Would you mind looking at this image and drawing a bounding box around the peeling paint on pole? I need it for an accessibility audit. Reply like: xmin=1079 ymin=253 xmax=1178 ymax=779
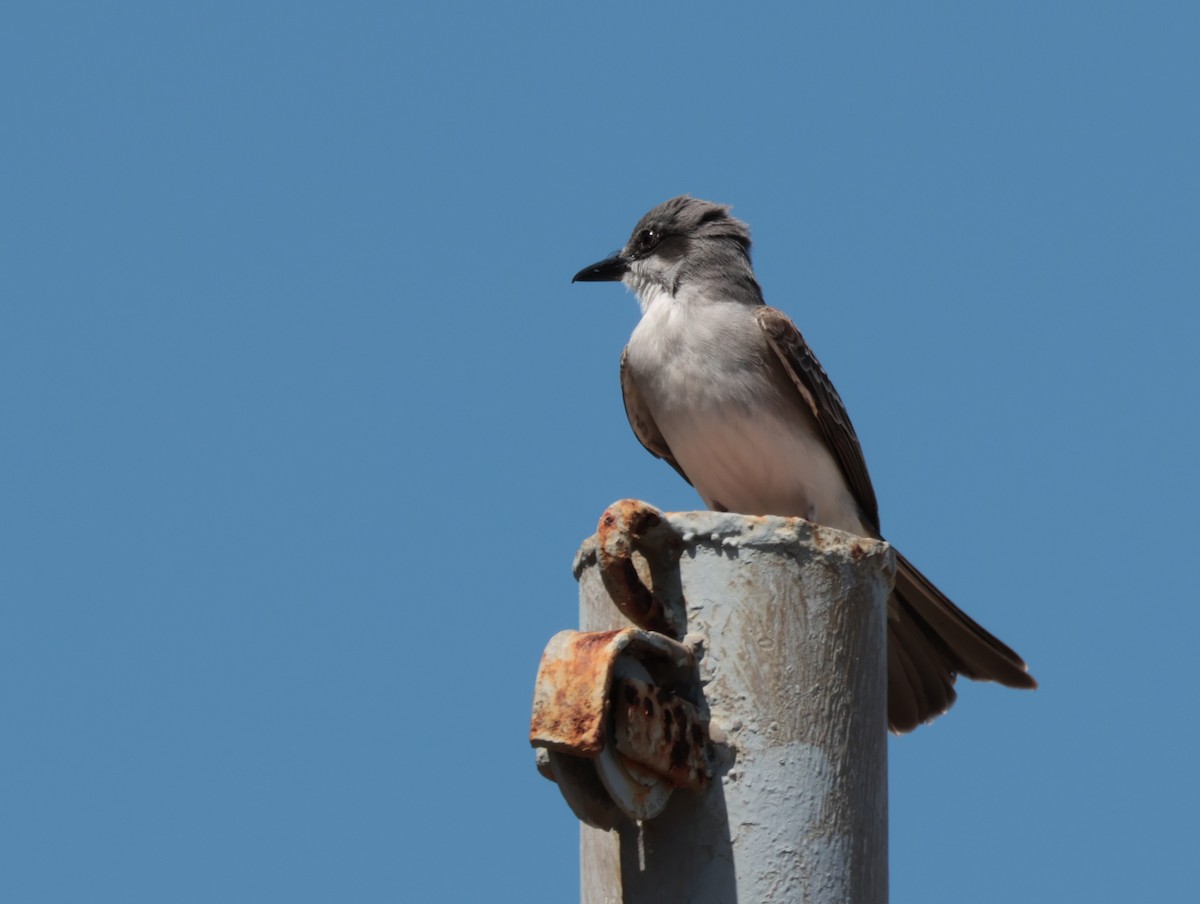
xmin=574 ymin=505 xmax=893 ymax=904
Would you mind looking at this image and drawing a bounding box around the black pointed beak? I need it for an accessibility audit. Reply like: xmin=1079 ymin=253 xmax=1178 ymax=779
xmin=572 ymin=252 xmax=629 ymax=283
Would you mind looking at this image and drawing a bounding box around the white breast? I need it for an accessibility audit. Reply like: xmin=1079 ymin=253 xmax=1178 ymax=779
xmin=626 ymin=288 xmax=869 ymax=536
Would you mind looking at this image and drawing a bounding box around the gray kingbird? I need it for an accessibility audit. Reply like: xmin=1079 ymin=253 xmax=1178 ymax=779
xmin=573 ymin=196 xmax=1034 ymax=732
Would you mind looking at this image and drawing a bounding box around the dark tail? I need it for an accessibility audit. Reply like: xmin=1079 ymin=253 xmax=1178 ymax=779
xmin=887 ymin=551 xmax=1036 ymax=733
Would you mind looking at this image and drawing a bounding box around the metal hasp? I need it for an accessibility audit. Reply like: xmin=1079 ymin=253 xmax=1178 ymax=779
xmin=593 ymin=498 xmax=686 ymax=637
xmin=530 ymin=627 xmax=713 ymax=829
xmin=566 ymin=499 xmax=895 ymax=904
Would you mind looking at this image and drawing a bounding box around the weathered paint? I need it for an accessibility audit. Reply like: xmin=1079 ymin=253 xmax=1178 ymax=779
xmin=576 ymin=503 xmax=894 ymax=904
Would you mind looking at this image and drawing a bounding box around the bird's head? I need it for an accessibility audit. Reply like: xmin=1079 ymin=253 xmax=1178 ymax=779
xmin=572 ymin=196 xmax=755 ymax=305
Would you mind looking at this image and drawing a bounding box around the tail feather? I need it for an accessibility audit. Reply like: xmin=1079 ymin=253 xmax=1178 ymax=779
xmin=886 ymin=550 xmax=1035 ymax=733
xmin=887 ymin=621 xmax=927 ymax=733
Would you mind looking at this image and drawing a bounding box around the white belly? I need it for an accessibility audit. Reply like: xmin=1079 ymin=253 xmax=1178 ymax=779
xmin=656 ymin=405 xmax=869 ymax=536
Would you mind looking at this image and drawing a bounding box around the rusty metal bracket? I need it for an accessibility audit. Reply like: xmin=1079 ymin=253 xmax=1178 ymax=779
xmin=530 ymin=628 xmax=713 ymax=826
xmin=595 ymin=499 xmax=685 ymax=637
xmin=613 ymin=674 xmax=710 ymax=792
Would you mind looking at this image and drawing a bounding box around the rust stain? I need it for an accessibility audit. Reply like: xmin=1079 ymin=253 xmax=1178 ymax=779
xmin=612 ymin=676 xmax=711 ymax=791
xmin=596 ymin=499 xmax=681 ymax=634
xmin=530 ymin=630 xmax=628 ymax=756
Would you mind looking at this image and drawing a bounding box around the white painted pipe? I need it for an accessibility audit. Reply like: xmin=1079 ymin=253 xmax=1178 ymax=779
xmin=575 ymin=508 xmax=893 ymax=904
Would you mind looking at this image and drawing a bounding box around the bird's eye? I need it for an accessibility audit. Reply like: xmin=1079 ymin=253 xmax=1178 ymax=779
xmin=637 ymin=228 xmax=659 ymax=251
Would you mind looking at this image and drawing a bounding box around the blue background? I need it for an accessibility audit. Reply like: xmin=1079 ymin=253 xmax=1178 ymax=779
xmin=4 ymin=3 xmax=1196 ymax=901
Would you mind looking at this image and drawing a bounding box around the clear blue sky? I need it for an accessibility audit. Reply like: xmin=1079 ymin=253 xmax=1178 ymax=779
xmin=3 ymin=3 xmax=1196 ymax=901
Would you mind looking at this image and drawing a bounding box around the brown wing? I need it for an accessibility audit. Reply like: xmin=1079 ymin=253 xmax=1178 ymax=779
xmin=619 ymin=346 xmax=693 ymax=487
xmin=756 ymin=307 xmax=881 ymax=532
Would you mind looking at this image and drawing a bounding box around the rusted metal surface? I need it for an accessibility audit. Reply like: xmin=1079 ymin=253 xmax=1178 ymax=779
xmin=595 ymin=499 xmax=685 ymax=637
xmin=530 ymin=624 xmax=712 ymax=823
xmin=613 ymin=676 xmax=711 ymax=792
xmin=530 ymin=629 xmax=626 ymax=756
xmin=590 ymin=654 xmax=702 ymax=821
xmin=530 ymin=627 xmax=704 ymax=758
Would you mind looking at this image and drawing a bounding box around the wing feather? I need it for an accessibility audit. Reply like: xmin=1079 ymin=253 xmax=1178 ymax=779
xmin=756 ymin=307 xmax=881 ymax=531
xmin=619 ymin=347 xmax=693 ymax=486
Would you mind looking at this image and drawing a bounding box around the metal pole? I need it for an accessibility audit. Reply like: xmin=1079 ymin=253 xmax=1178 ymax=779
xmin=575 ymin=508 xmax=893 ymax=904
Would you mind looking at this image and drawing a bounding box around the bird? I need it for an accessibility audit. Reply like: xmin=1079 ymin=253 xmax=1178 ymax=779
xmin=573 ymin=195 xmax=1035 ymax=732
